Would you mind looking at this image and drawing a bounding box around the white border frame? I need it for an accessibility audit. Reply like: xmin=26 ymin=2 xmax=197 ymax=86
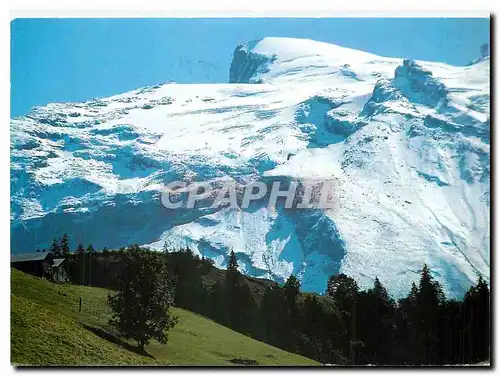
xmin=3 ymin=2 xmax=495 ymax=375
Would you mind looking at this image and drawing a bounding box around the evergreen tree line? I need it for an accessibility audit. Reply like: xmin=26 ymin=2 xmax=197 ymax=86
xmin=47 ymin=236 xmax=490 ymax=365
xmin=154 ymin=247 xmax=490 ymax=365
xmin=37 ymin=233 xmax=72 ymax=256
xmin=44 ymin=235 xmax=101 ymax=285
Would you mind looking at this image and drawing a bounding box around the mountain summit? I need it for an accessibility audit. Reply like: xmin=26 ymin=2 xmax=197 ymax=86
xmin=11 ymin=37 xmax=490 ymax=297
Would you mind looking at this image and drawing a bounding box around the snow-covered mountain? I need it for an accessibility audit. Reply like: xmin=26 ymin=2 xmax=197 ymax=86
xmin=11 ymin=37 xmax=490 ymax=298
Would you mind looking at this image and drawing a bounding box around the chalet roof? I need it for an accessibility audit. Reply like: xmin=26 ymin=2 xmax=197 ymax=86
xmin=52 ymin=258 xmax=65 ymax=268
xmin=11 ymin=252 xmax=51 ymax=263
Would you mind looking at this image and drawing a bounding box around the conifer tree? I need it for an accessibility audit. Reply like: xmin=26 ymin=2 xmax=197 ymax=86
xmin=225 ymin=250 xmax=240 ymax=328
xmin=415 ymin=264 xmax=444 ymax=364
xmin=301 ymin=294 xmax=322 ymax=341
xmin=74 ymin=244 xmax=85 ymax=285
xmin=227 ymin=250 xmax=239 ymax=278
xmin=327 ymin=273 xmax=359 ymax=364
xmin=210 ymin=280 xmax=229 ymax=325
xmin=463 ymin=276 xmax=490 ymax=363
xmin=283 ymin=274 xmax=301 ymax=310
xmin=86 ymin=244 xmax=95 ymax=285
xmin=357 ymin=277 xmax=395 ymax=364
xmin=50 ymin=238 xmax=61 ymax=257
xmin=225 ymin=250 xmax=240 ymax=299
xmin=76 ymin=244 xmax=85 ymax=254
xmin=394 ymin=281 xmax=419 ymax=364
xmin=60 ymin=233 xmax=70 ymax=255
xmin=257 ymin=284 xmax=283 ymax=343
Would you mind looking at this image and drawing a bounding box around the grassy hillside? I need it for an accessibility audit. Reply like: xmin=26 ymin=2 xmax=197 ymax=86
xmin=11 ymin=269 xmax=319 ymax=366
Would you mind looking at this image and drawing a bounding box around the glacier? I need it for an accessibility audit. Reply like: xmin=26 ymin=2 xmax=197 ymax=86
xmin=11 ymin=37 xmax=490 ymax=298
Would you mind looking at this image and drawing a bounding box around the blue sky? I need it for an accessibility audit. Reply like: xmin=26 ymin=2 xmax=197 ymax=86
xmin=11 ymin=18 xmax=490 ymax=117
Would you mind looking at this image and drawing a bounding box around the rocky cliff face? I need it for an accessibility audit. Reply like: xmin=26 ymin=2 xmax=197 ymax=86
xmin=229 ymin=41 xmax=276 ymax=83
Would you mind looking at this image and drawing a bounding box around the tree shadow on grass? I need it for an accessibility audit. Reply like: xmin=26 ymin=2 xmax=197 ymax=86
xmin=229 ymin=358 xmax=259 ymax=366
xmin=79 ymin=323 xmax=155 ymax=359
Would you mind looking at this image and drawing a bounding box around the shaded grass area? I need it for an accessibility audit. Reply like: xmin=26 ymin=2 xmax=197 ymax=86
xmin=11 ymin=269 xmax=319 ymax=366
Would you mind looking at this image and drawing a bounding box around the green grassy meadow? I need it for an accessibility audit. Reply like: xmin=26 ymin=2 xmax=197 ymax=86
xmin=11 ymin=269 xmax=319 ymax=366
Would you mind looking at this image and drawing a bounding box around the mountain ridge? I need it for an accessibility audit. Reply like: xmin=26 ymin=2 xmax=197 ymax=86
xmin=11 ymin=37 xmax=490 ymax=298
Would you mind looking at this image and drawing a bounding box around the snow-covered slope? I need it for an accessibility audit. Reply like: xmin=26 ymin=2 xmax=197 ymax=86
xmin=11 ymin=37 xmax=490 ymax=298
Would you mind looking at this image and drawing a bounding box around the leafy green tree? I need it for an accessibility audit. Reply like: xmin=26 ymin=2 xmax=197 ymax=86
xmin=108 ymin=251 xmax=178 ymax=351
